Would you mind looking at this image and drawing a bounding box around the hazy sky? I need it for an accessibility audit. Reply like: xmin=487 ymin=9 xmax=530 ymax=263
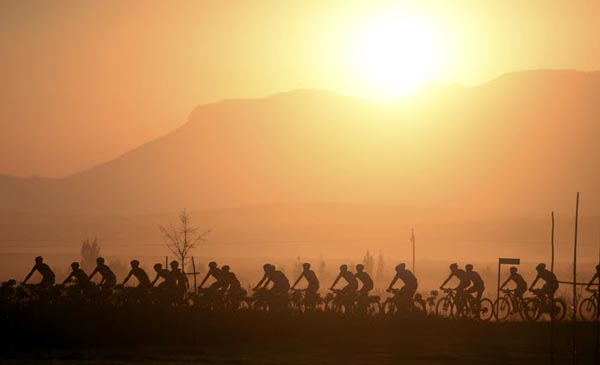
xmin=1 ymin=0 xmax=599 ymax=177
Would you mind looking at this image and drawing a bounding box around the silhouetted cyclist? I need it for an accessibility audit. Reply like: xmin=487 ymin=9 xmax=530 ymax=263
xmin=254 ymin=264 xmax=273 ymax=291
xmin=152 ymin=263 xmax=176 ymax=290
xmin=585 ymin=264 xmax=600 ymax=292
xmin=89 ymin=257 xmax=117 ymax=288
xmin=465 ymin=264 xmax=485 ymax=305
xmin=254 ymin=264 xmax=290 ymax=294
xmin=199 ymin=261 xmax=224 ymax=290
xmin=62 ymin=262 xmax=91 ymax=288
xmin=440 ymin=263 xmax=470 ymax=310
xmin=291 ymin=262 xmax=320 ymax=298
xmin=330 ymin=264 xmax=358 ymax=295
xmin=529 ymin=263 xmax=559 ymax=302
xmin=122 ymin=260 xmax=152 ymax=289
xmin=170 ymin=261 xmax=188 ymax=293
xmin=355 ymin=264 xmax=373 ymax=297
xmin=221 ymin=265 xmax=242 ymax=294
xmin=387 ymin=263 xmax=418 ymax=304
xmin=22 ymin=256 xmax=55 ymax=288
xmin=500 ymin=266 xmax=527 ymax=312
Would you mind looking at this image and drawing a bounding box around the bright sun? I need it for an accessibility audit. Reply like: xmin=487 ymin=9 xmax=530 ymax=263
xmin=351 ymin=13 xmax=444 ymax=99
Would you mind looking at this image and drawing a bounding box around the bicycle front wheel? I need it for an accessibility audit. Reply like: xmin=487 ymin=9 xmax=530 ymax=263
xmin=436 ymin=297 xmax=453 ymax=319
xmin=523 ymin=298 xmax=541 ymax=322
xmin=551 ymin=298 xmax=567 ymax=321
xmin=494 ymin=297 xmax=511 ymax=321
xmin=579 ymin=298 xmax=597 ymax=321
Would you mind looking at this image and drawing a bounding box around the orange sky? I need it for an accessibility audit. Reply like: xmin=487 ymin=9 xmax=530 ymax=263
xmin=1 ymin=0 xmax=599 ymax=177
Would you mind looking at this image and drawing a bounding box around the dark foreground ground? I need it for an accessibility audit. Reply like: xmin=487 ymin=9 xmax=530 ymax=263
xmin=1 ymin=306 xmax=598 ymax=364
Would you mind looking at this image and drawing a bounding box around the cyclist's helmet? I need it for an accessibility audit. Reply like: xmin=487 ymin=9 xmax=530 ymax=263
xmin=71 ymin=262 xmax=80 ymax=269
xmin=170 ymin=261 xmax=179 ymax=268
xmin=395 ymin=263 xmax=406 ymax=272
xmin=263 ymin=263 xmax=273 ymax=272
xmin=208 ymin=261 xmax=217 ymax=268
xmin=449 ymin=263 xmax=458 ymax=271
xmin=302 ymin=262 xmax=311 ymax=270
xmin=465 ymin=264 xmax=474 ymax=271
xmin=222 ymin=265 xmax=230 ymax=272
xmin=340 ymin=264 xmax=348 ymax=271
xmin=509 ymin=266 xmax=518 ymax=274
xmin=154 ymin=263 xmax=162 ymax=270
xmin=131 ymin=259 xmax=140 ymax=267
xmin=356 ymin=264 xmax=365 ymax=271
xmin=96 ymin=257 xmax=105 ymax=265
xmin=35 ymin=256 xmax=43 ymax=264
xmin=536 ymin=263 xmax=546 ymax=271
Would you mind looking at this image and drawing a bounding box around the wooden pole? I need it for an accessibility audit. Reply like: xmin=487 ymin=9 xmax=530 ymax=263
xmin=572 ymin=192 xmax=579 ymax=364
xmin=550 ymin=211 xmax=555 ymax=365
xmin=191 ymin=256 xmax=197 ymax=294
xmin=165 ymin=256 xmax=168 ymax=268
xmin=411 ymin=229 xmax=416 ymax=274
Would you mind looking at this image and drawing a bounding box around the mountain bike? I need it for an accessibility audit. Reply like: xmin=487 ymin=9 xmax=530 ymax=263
xmin=381 ymin=288 xmax=426 ymax=317
xmin=494 ymin=289 xmax=526 ymax=321
xmin=578 ymin=289 xmax=599 ymax=321
xmin=523 ymin=289 xmax=566 ymax=322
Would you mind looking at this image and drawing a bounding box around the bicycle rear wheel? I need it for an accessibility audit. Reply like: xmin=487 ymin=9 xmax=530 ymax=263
xmin=494 ymin=297 xmax=511 ymax=321
xmin=478 ymin=298 xmax=494 ymax=321
xmin=436 ymin=297 xmax=453 ymax=319
xmin=579 ymin=298 xmax=597 ymax=321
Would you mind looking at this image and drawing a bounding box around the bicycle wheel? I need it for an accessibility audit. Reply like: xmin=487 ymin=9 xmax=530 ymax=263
xmin=366 ymin=301 xmax=381 ymax=316
xmin=494 ymin=297 xmax=511 ymax=321
xmin=382 ymin=299 xmax=397 ymax=316
xmin=436 ymin=297 xmax=453 ymax=318
xmin=412 ymin=298 xmax=426 ymax=315
xmin=523 ymin=298 xmax=541 ymax=322
xmin=478 ymin=298 xmax=494 ymax=321
xmin=579 ymin=298 xmax=597 ymax=321
xmin=551 ymin=298 xmax=567 ymax=321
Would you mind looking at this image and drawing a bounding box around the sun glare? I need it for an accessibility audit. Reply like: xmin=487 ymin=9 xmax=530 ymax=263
xmin=350 ymin=13 xmax=445 ymax=99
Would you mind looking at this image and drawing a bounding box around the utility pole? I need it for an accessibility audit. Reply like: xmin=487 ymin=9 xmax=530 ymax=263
xmin=411 ymin=229 xmax=416 ymax=274
xmin=572 ymin=192 xmax=579 ymax=365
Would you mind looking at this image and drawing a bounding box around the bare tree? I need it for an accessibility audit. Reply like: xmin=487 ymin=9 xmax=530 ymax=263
xmin=81 ymin=237 xmax=101 ymax=272
xmin=362 ymin=250 xmax=374 ymax=273
xmin=159 ymin=209 xmax=209 ymax=271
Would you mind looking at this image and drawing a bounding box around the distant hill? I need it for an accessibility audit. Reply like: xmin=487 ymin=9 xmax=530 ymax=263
xmin=2 ymin=70 xmax=600 ymax=217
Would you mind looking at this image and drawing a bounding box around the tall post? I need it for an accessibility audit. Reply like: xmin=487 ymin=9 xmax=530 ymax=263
xmin=572 ymin=192 xmax=580 ymax=365
xmin=191 ymin=256 xmax=197 ymax=294
xmin=411 ymin=229 xmax=416 ymax=274
xmin=550 ymin=212 xmax=555 ymax=365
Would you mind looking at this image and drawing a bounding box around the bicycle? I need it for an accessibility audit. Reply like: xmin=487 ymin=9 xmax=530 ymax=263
xmin=381 ymin=288 xmax=426 ymax=317
xmin=578 ymin=289 xmax=599 ymax=321
xmin=494 ymin=289 xmax=526 ymax=321
xmin=523 ymin=289 xmax=567 ymax=322
xmin=324 ymin=289 xmax=380 ymax=316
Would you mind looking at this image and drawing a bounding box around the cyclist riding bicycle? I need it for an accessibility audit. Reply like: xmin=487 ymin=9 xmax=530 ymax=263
xmin=355 ymin=264 xmax=374 ymax=297
xmin=151 ymin=263 xmax=177 ymax=290
xmin=500 ymin=266 xmax=527 ymax=312
xmin=89 ymin=257 xmax=117 ymax=288
xmin=122 ymin=260 xmax=152 ymax=289
xmin=330 ymin=264 xmax=358 ymax=295
xmin=291 ymin=262 xmax=320 ymax=299
xmin=62 ymin=262 xmax=91 ymax=288
xmin=440 ymin=263 xmax=470 ymax=310
xmin=529 ymin=263 xmax=559 ymax=302
xmin=387 ymin=263 xmax=418 ymax=305
xmin=199 ymin=261 xmax=224 ymax=291
xmin=465 ymin=264 xmax=485 ymax=305
xmin=585 ymin=264 xmax=600 ymax=292
xmin=22 ymin=256 xmax=55 ymax=288
xmin=169 ymin=261 xmax=188 ymax=294
xmin=254 ymin=264 xmax=290 ymax=295
xmin=221 ymin=265 xmax=243 ymax=295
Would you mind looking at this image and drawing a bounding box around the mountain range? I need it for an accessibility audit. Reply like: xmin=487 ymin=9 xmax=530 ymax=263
xmin=2 ymin=69 xmax=600 ymax=218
